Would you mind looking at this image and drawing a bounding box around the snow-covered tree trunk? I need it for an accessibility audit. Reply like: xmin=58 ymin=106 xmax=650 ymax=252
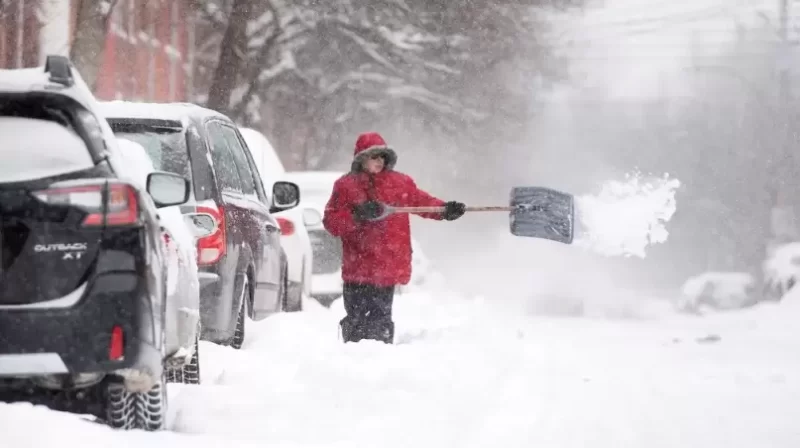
xmin=69 ymin=0 xmax=116 ymax=89
xmin=205 ymin=0 xmax=251 ymax=115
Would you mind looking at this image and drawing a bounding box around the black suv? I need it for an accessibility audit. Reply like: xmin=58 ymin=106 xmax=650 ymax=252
xmin=0 ymin=56 xmax=190 ymax=430
xmin=99 ymin=101 xmax=300 ymax=349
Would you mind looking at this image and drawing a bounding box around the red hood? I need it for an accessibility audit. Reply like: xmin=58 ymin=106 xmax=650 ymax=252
xmin=351 ymin=132 xmax=397 ymax=172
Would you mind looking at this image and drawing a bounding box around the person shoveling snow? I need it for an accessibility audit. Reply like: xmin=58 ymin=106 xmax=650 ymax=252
xmin=323 ymin=134 xmax=679 ymax=345
xmin=323 ymin=132 xmax=466 ymax=344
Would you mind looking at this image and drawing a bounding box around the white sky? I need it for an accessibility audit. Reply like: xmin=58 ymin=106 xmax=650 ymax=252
xmin=554 ymin=0 xmax=783 ymax=99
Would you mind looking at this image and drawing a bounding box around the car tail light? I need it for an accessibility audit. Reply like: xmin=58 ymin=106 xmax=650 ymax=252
xmin=277 ymin=217 xmax=294 ymax=236
xmin=196 ymin=203 xmax=226 ymax=266
xmin=109 ymin=325 xmax=124 ymax=360
xmin=33 ymin=181 xmax=139 ymax=227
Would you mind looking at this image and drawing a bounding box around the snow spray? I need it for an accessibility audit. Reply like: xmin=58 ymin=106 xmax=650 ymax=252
xmin=572 ymin=171 xmax=680 ymax=258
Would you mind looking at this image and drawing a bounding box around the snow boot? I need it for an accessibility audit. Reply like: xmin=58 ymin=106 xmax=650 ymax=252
xmin=340 ymin=317 xmax=394 ymax=344
xmin=362 ymin=319 xmax=394 ymax=344
xmin=372 ymin=320 xmax=394 ymax=344
xmin=340 ymin=317 xmax=366 ymax=343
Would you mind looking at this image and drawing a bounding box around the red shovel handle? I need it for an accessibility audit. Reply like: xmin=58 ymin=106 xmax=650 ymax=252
xmin=362 ymin=204 xmax=516 ymax=221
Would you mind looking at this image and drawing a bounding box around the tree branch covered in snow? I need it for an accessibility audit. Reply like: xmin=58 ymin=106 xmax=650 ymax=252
xmin=193 ymin=0 xmax=587 ymax=169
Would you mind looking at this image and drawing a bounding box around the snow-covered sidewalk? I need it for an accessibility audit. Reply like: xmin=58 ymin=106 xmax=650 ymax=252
xmin=3 ymin=289 xmax=800 ymax=448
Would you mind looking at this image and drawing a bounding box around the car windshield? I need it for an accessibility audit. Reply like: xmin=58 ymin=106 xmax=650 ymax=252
xmin=112 ymin=126 xmax=190 ymax=179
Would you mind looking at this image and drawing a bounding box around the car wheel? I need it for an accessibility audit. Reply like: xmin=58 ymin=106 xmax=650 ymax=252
xmin=182 ymin=334 xmax=201 ymax=385
xmin=297 ymin=262 xmax=306 ymax=311
xmin=133 ymin=369 xmax=168 ymax=431
xmin=280 ymin=261 xmax=290 ymax=312
xmin=231 ymin=275 xmax=249 ymax=350
xmin=285 ymin=259 xmax=304 ymax=312
xmin=167 ymin=333 xmax=201 ymax=385
xmin=104 ymin=380 xmax=136 ymax=430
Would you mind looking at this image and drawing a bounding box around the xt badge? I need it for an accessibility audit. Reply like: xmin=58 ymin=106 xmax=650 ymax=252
xmin=62 ymin=252 xmax=83 ymax=260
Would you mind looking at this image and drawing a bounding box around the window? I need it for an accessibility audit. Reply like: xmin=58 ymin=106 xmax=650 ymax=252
xmin=206 ymin=122 xmax=242 ymax=193
xmin=239 ymin=134 xmax=270 ymax=204
xmin=111 ymin=127 xmax=190 ymax=178
xmin=219 ymin=124 xmax=257 ymax=196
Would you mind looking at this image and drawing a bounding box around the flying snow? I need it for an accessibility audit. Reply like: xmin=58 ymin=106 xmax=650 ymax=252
xmin=573 ymin=172 xmax=681 ymax=258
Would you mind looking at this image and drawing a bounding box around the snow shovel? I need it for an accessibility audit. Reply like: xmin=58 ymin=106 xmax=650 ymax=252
xmin=365 ymin=186 xmax=575 ymax=244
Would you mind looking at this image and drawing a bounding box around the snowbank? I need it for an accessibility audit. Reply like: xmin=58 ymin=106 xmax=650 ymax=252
xmin=677 ymin=271 xmax=756 ymax=313
xmin=763 ymin=242 xmax=800 ymax=301
xmin=3 ymin=285 xmax=800 ymax=447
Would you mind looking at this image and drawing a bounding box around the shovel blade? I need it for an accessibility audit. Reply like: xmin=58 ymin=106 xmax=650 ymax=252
xmin=509 ymin=186 xmax=574 ymax=244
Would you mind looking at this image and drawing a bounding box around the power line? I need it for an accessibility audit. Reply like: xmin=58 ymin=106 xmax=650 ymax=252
xmin=573 ymin=3 xmax=750 ymax=32
xmin=554 ymin=0 xmax=767 ymax=43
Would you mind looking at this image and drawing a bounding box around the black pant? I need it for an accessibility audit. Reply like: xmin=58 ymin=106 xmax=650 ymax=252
xmin=340 ymin=282 xmax=395 ymax=344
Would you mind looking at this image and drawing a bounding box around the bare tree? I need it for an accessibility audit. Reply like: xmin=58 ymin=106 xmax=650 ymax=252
xmin=192 ymin=0 xmax=587 ymax=171
xmin=204 ymin=0 xmax=253 ymax=115
xmin=69 ymin=0 xmax=119 ymax=89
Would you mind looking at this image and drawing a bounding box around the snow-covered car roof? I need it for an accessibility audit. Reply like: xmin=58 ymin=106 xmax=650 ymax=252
xmin=0 ymin=66 xmax=96 ymax=112
xmin=282 ymin=171 xmax=343 ymax=192
xmin=240 ymin=127 xmax=286 ymax=181
xmin=282 ymin=171 xmax=344 ymax=207
xmin=282 ymin=171 xmax=344 ymax=185
xmin=0 ymin=68 xmax=51 ymax=92
xmin=0 ymin=63 xmax=126 ymax=171
xmin=97 ymin=100 xmax=227 ymax=125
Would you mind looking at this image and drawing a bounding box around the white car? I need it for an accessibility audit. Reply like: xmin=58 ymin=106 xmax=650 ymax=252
xmin=280 ymin=172 xmax=341 ymax=305
xmin=282 ymin=171 xmax=342 ymax=205
xmin=115 ymin=138 xmax=201 ymax=383
xmin=282 ymin=171 xmax=432 ymax=304
xmin=239 ymin=128 xmax=312 ymax=311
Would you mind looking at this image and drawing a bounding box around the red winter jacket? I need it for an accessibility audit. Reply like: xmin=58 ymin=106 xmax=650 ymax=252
xmin=323 ymin=134 xmax=446 ymax=286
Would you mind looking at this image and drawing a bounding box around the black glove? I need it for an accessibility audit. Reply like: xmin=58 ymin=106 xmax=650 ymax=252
xmin=352 ymin=200 xmax=383 ymax=221
xmin=442 ymin=201 xmax=466 ymax=221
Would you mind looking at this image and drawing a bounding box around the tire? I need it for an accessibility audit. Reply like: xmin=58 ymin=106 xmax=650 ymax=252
xmin=285 ymin=260 xmax=304 ymax=312
xmin=166 ymin=334 xmax=201 ymax=385
xmin=280 ymin=261 xmax=290 ymax=312
xmin=105 ymin=381 xmax=136 ymax=430
xmin=230 ymin=275 xmax=249 ymax=350
xmin=133 ymin=370 xmax=168 ymax=431
xmin=103 ymin=372 xmax=166 ymax=431
xmin=182 ymin=335 xmax=201 ymax=385
xmin=105 ymin=327 xmax=168 ymax=431
xmin=129 ymin=330 xmax=169 ymax=431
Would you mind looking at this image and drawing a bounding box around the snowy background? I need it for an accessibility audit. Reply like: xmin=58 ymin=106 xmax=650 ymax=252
xmin=3 ymin=284 xmax=800 ymax=447
xmin=4 ymin=0 xmax=800 ymax=445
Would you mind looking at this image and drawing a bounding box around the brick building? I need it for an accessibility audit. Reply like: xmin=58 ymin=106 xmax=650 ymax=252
xmin=0 ymin=0 xmax=194 ymax=102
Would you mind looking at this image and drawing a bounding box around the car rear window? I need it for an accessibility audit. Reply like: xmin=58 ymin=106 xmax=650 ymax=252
xmin=0 ymin=116 xmax=93 ymax=183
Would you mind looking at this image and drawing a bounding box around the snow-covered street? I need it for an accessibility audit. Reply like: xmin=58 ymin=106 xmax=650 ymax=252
xmin=3 ymin=287 xmax=800 ymax=448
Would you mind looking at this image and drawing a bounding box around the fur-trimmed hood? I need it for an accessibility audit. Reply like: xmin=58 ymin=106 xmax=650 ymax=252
xmin=350 ymin=132 xmax=397 ymax=172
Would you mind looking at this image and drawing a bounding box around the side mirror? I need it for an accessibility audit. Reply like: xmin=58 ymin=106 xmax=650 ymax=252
xmin=147 ymin=171 xmax=190 ymax=208
xmin=183 ymin=212 xmax=216 ymax=239
xmin=270 ymin=181 xmax=300 ymax=213
xmin=302 ymin=208 xmax=322 ymax=227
